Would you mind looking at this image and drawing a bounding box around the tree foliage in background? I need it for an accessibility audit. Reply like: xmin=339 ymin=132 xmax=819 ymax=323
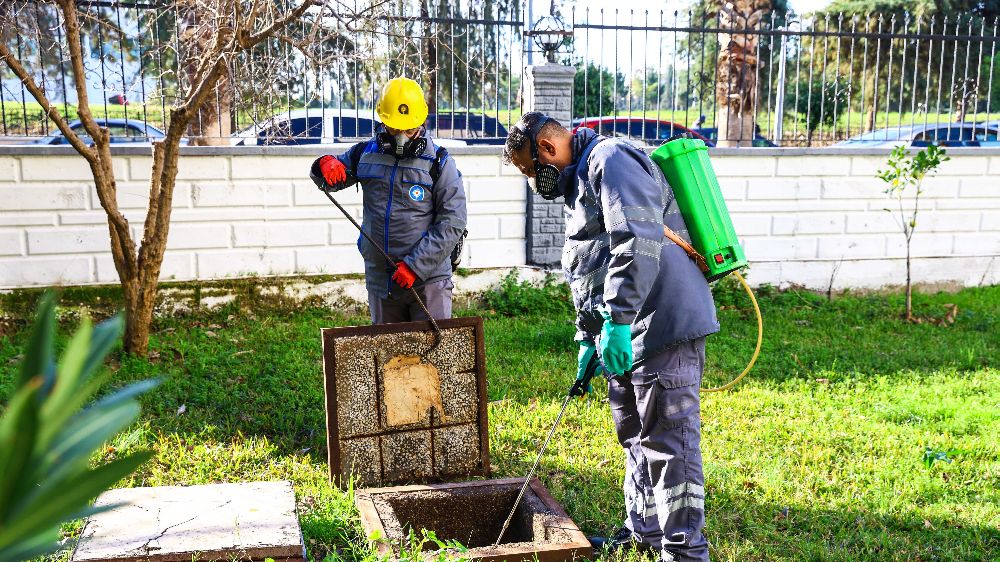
xmin=813 ymin=3 xmax=999 ymax=134
xmin=824 ymin=0 xmax=1000 ymax=19
xmin=793 ymin=76 xmax=852 ymax=141
xmin=573 ymin=62 xmax=626 ymax=117
xmin=0 ymin=294 xmax=156 ymax=561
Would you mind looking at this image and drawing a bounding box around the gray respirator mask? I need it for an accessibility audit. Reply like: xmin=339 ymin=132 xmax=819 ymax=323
xmin=515 ymin=118 xmax=563 ymax=200
xmin=377 ymin=126 xmax=427 ymax=159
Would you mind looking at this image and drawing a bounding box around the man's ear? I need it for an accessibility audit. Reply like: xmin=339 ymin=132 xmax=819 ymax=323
xmin=537 ymin=137 xmax=557 ymax=156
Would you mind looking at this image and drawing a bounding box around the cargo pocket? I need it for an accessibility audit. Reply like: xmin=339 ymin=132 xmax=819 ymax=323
xmin=654 ymin=365 xmax=701 ymax=430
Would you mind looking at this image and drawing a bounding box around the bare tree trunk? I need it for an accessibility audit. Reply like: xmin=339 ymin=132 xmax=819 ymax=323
xmin=715 ymin=1 xmax=768 ymax=147
xmin=183 ymin=0 xmax=233 ymax=146
xmin=188 ymin=73 xmax=233 ymax=146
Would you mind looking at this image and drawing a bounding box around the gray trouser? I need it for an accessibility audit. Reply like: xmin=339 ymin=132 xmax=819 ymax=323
xmin=607 ymin=337 xmax=709 ymax=562
xmin=368 ymin=278 xmax=454 ymax=324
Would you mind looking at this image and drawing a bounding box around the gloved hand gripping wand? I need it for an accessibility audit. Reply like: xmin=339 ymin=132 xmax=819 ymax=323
xmin=319 ymin=187 xmax=442 ymax=356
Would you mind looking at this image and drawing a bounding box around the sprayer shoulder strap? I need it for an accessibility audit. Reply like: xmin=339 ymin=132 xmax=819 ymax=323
xmin=663 ymin=225 xmax=709 ymax=273
xmin=429 ymin=146 xmax=448 ymax=186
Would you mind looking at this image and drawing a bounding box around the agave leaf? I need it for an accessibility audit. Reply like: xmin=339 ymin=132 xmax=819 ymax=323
xmin=0 ymin=380 xmax=42 ymax=521
xmin=0 ymin=451 xmax=153 ymax=549
xmin=17 ymin=293 xmax=55 ymax=390
xmin=36 ymin=369 xmax=111 ymax=450
xmin=41 ymin=315 xmax=92 ymax=421
xmin=0 ymin=525 xmax=61 ymax=562
xmin=80 ymin=314 xmax=123 ymax=381
xmin=34 ymin=401 xmax=141 ymax=489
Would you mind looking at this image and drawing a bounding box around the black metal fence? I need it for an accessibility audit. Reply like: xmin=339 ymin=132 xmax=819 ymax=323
xmin=0 ymin=0 xmax=525 ymax=145
xmin=569 ymin=9 xmax=1000 ymax=147
xmin=2 ymin=2 xmax=999 ymax=148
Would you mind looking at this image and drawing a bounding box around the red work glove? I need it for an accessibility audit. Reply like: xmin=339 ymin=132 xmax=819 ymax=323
xmin=392 ymin=262 xmax=418 ymax=289
xmin=319 ymin=155 xmax=347 ymax=188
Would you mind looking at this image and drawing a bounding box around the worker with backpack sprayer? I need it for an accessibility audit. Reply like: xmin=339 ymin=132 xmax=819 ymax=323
xmin=310 ymin=77 xmax=468 ymax=324
xmin=503 ymin=112 xmax=762 ymax=562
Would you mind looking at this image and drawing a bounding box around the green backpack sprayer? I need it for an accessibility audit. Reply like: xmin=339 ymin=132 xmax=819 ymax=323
xmin=650 ymin=135 xmax=763 ymax=393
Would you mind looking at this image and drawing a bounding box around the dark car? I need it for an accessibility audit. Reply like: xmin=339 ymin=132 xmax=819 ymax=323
xmin=833 ymin=122 xmax=1000 ymax=148
xmin=232 ymin=109 xmax=489 ymax=146
xmin=426 ymin=112 xmax=509 ymax=145
xmin=692 ymin=127 xmax=777 ymax=147
xmin=34 ymin=118 xmax=168 ymax=145
xmin=571 ymin=116 xmax=712 ymax=147
xmin=233 ymin=109 xmax=378 ymax=146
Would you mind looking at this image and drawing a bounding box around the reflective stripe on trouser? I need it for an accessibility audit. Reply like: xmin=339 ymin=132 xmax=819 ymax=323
xmin=368 ymin=277 xmax=454 ymax=324
xmin=607 ymin=337 xmax=709 ymax=562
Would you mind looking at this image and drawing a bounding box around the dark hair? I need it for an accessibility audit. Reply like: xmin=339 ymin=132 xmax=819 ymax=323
xmin=502 ymin=112 xmax=566 ymax=165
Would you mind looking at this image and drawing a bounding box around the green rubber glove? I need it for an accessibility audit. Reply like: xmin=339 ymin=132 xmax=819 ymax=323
xmin=599 ymin=309 xmax=633 ymax=375
xmin=576 ymin=341 xmax=604 ymax=394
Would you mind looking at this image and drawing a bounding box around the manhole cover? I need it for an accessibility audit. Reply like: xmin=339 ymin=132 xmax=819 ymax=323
xmin=322 ymin=317 xmax=490 ymax=486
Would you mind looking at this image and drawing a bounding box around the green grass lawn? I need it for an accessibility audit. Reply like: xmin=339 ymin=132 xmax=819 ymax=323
xmin=0 ymin=276 xmax=998 ymax=561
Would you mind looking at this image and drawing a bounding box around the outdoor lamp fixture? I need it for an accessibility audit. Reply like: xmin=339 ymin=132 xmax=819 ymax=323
xmin=526 ymin=14 xmax=572 ymax=63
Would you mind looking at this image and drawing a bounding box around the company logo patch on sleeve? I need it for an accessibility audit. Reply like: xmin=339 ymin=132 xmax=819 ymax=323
xmin=408 ymin=185 xmax=426 ymax=202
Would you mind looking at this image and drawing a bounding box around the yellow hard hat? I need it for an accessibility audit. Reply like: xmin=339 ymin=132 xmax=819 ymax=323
xmin=376 ymin=77 xmax=429 ymax=131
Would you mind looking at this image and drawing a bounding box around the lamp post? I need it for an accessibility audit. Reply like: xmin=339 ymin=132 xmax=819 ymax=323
xmin=525 ymin=13 xmax=572 ymax=63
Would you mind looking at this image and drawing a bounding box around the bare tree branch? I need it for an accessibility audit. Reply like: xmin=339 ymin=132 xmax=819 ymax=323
xmin=242 ymin=0 xmax=318 ymax=48
xmin=0 ymin=41 xmax=93 ymax=158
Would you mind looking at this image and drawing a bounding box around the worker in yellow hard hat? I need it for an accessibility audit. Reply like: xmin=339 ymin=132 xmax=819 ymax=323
xmin=309 ymin=77 xmax=468 ymax=324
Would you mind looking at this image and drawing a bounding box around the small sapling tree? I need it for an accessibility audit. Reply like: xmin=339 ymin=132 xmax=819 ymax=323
xmin=876 ymin=144 xmax=949 ymax=321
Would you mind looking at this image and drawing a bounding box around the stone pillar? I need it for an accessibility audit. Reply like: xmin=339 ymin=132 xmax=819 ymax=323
xmin=522 ymin=63 xmax=575 ymax=267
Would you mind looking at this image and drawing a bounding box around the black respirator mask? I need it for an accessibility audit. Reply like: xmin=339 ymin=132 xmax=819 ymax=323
xmin=514 ymin=118 xmax=563 ymax=200
xmin=377 ymin=126 xmax=427 ymax=159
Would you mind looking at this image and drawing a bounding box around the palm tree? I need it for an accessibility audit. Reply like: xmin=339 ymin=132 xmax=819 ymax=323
xmin=715 ymin=1 xmax=771 ymax=147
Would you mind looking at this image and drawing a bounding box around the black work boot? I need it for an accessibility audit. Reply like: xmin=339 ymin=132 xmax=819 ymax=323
xmin=588 ymin=526 xmax=654 ymax=555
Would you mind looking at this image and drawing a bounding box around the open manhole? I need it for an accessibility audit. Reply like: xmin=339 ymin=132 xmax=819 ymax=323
xmin=356 ymin=478 xmax=591 ymax=562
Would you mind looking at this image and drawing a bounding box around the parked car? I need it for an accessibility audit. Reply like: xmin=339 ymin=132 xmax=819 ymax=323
xmin=571 ymin=116 xmax=712 ymax=147
xmin=691 ymin=127 xmax=777 ymax=147
xmin=426 ymin=112 xmax=508 ymax=145
xmin=33 ymin=118 xmax=168 ymax=145
xmin=232 ymin=109 xmax=377 ymax=146
xmin=833 ymin=122 xmax=1000 ymax=148
xmin=233 ymin=109 xmax=488 ymax=147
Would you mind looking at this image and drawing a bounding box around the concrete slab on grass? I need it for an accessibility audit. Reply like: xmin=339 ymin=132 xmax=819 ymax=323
xmin=72 ymin=481 xmax=306 ymax=562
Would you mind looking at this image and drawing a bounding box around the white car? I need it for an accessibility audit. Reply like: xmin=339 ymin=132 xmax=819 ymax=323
xmin=232 ymin=109 xmax=466 ymax=147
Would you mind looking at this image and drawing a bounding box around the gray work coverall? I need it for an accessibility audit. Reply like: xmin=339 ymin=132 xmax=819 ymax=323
xmin=331 ymin=134 xmax=467 ymax=323
xmin=560 ymin=128 xmax=720 ymax=562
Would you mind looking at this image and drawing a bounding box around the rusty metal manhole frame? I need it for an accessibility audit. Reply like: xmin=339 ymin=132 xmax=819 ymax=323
xmin=321 ymin=317 xmax=490 ymax=485
xmin=355 ymin=478 xmax=592 ymax=562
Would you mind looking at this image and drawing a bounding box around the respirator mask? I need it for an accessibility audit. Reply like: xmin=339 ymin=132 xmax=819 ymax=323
xmin=514 ymin=118 xmax=563 ymax=200
xmin=378 ymin=126 xmax=428 ymax=159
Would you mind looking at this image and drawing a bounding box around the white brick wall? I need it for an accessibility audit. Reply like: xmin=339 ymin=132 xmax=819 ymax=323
xmin=721 ymin=151 xmax=1000 ymax=289
xmin=0 ymin=149 xmax=526 ymax=288
xmin=0 ymin=147 xmax=997 ymax=290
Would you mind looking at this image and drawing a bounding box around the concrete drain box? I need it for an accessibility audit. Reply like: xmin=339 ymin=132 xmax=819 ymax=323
xmin=355 ymin=478 xmax=592 ymax=562
xmin=322 ymin=317 xmax=489 ymax=486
